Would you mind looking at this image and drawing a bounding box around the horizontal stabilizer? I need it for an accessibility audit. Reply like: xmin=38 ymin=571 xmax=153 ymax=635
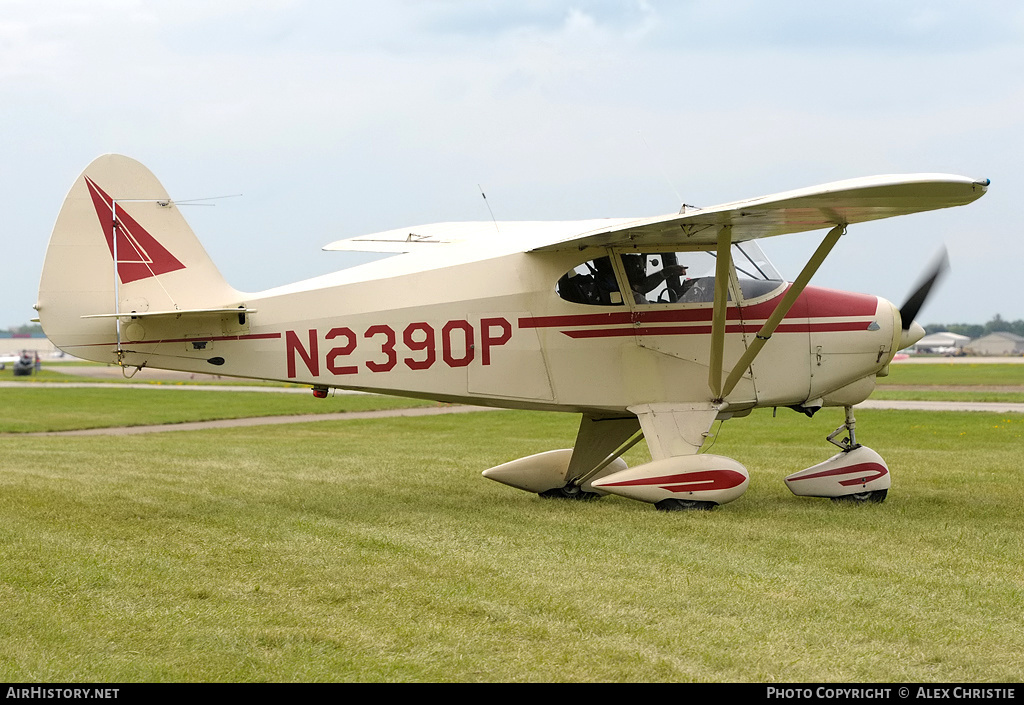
xmin=81 ymin=306 xmax=256 ymax=320
xmin=323 ymin=222 xmax=469 ymax=253
xmin=323 ymin=219 xmax=633 ymax=254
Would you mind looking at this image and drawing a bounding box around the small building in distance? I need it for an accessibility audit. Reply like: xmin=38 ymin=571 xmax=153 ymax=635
xmin=0 ymin=334 xmax=58 ymax=358
xmin=965 ymin=332 xmax=1024 ymax=356
xmin=913 ymin=331 xmax=971 ymax=355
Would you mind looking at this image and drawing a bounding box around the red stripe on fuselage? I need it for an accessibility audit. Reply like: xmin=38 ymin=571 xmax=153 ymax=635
xmin=562 ymin=321 xmax=871 ymax=339
xmin=521 ymin=286 xmax=879 ymax=338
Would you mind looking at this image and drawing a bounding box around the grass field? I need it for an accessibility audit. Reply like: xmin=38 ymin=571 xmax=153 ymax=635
xmin=881 ymin=362 xmax=1024 ymax=387
xmin=872 ymin=360 xmax=1024 ymax=405
xmin=0 ymin=378 xmax=1022 ymax=681
xmin=0 ymin=387 xmax=436 ymax=433
xmin=871 ymin=362 xmax=1024 ymax=403
xmin=2 ymin=363 xmax=296 ymax=386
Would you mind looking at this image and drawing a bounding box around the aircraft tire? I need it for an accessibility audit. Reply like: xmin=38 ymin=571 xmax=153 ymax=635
xmin=655 ymin=498 xmax=716 ymax=512
xmin=538 ymin=485 xmax=601 ymax=501
xmin=831 ymin=489 xmax=887 ymax=504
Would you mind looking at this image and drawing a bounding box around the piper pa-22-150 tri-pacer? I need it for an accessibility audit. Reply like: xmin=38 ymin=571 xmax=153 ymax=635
xmin=36 ymin=155 xmax=989 ymax=510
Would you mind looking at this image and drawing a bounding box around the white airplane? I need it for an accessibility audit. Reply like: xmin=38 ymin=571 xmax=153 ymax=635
xmin=36 ymin=155 xmax=988 ymax=510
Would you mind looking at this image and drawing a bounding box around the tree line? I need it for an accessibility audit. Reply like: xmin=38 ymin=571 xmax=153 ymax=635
xmin=924 ymin=314 xmax=1024 ymax=339
xmin=4 ymin=323 xmax=44 ymax=336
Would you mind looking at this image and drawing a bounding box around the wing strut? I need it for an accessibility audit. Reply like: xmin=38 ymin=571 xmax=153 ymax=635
xmin=717 ymin=224 xmax=846 ymax=401
xmin=708 ymin=226 xmax=733 ymax=398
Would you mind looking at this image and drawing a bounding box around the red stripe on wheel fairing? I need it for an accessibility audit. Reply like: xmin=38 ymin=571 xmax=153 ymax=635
xmin=786 ymin=462 xmax=888 ymax=487
xmin=600 ymin=469 xmax=748 ymax=493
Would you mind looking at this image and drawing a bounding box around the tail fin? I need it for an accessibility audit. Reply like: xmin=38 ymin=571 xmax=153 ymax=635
xmin=37 ymin=154 xmax=242 ymax=362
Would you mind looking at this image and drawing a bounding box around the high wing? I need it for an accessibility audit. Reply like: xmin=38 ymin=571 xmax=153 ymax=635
xmin=530 ymin=173 xmax=989 ymax=252
xmin=323 ymin=174 xmax=988 ymax=257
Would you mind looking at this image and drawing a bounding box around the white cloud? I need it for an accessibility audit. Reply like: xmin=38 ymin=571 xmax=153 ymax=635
xmin=2 ymin=0 xmax=1023 ymax=327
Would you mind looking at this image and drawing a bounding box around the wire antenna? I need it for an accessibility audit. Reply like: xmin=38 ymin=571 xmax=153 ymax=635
xmin=478 ymin=184 xmax=499 ymax=233
xmin=156 ymin=193 xmax=243 ymax=208
xmin=638 ymin=130 xmax=684 ymax=209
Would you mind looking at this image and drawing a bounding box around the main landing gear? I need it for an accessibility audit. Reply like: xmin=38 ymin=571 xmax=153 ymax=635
xmin=483 ymin=406 xmax=891 ymax=510
xmin=538 ymin=484 xmax=602 ymax=501
xmin=784 ymin=405 xmax=891 ymax=503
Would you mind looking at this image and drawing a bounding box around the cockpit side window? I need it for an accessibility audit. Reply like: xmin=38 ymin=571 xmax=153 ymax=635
xmin=555 ymin=256 xmax=624 ymax=306
xmin=555 ymin=243 xmax=784 ymax=307
xmin=622 ymin=244 xmax=784 ymax=305
xmin=622 ymin=251 xmax=717 ymax=304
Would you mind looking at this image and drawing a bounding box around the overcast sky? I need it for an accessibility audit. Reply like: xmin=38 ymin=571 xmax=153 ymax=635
xmin=3 ymin=1 xmax=1022 ymax=330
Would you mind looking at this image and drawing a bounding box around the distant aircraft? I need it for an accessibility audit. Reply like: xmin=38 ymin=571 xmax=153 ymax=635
xmin=36 ymin=155 xmax=988 ymax=509
xmin=0 ymin=351 xmax=37 ymax=374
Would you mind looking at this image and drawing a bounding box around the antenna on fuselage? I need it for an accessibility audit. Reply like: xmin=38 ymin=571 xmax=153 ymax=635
xmin=478 ymin=184 xmax=500 ymax=233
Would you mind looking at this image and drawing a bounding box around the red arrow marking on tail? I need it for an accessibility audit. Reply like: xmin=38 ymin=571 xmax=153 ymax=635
xmin=85 ymin=176 xmax=186 ymax=284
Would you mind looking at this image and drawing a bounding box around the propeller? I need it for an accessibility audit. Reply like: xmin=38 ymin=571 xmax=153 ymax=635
xmin=897 ymin=247 xmax=949 ymax=349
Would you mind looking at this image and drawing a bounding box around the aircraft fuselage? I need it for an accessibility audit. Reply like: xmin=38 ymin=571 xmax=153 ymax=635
xmin=92 ymin=247 xmax=897 ymax=416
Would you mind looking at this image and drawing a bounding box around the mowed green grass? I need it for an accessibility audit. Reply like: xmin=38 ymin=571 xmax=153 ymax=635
xmin=0 ymin=388 xmax=436 ymax=433
xmin=880 ymin=362 xmax=1024 ymax=386
xmin=3 ymin=364 xmax=294 ymax=387
xmin=872 ymin=362 xmax=1024 ymax=403
xmin=0 ymin=401 xmax=1021 ymax=682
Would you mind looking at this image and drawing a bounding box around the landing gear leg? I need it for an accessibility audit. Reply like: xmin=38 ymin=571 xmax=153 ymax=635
xmin=827 ymin=405 xmax=860 ymax=451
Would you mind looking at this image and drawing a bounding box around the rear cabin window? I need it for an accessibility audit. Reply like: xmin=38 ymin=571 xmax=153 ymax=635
xmin=556 ymin=256 xmax=624 ymax=306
